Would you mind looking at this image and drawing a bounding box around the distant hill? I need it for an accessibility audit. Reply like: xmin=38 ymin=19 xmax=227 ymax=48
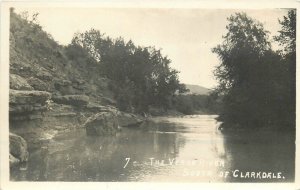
xmin=184 ymin=84 xmax=211 ymax=95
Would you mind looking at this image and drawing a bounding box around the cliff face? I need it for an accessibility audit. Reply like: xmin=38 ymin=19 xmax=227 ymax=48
xmin=8 ymin=11 xmax=118 ymax=160
xmin=9 ymin=11 xmax=145 ymax=166
xmin=9 ymin=11 xmax=115 ymax=105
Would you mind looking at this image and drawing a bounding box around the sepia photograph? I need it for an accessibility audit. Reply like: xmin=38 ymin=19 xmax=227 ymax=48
xmin=0 ymin=1 xmax=299 ymax=189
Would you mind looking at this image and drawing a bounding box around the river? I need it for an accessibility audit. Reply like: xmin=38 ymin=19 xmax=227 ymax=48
xmin=10 ymin=115 xmax=295 ymax=182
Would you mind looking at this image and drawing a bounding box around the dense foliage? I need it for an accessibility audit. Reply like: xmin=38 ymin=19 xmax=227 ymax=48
xmin=213 ymin=10 xmax=296 ymax=131
xmin=67 ymin=29 xmax=188 ymax=113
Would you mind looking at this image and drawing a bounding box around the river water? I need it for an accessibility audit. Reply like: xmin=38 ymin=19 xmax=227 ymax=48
xmin=10 ymin=115 xmax=295 ymax=182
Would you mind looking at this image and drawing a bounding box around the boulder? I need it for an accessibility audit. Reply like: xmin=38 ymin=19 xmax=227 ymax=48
xmin=9 ymin=133 xmax=29 ymax=162
xmin=9 ymin=90 xmax=51 ymax=105
xmin=10 ymin=74 xmax=33 ymax=90
xmin=52 ymin=95 xmax=89 ymax=107
xmin=27 ymin=77 xmax=49 ymax=91
xmin=85 ymin=112 xmax=119 ymax=136
xmin=116 ymin=112 xmax=144 ymax=128
xmin=9 ymin=153 xmax=20 ymax=166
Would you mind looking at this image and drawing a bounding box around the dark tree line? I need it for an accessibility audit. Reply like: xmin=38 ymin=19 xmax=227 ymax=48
xmin=174 ymin=94 xmax=221 ymax=115
xmin=213 ymin=10 xmax=296 ymax=131
xmin=66 ymin=29 xmax=188 ymax=113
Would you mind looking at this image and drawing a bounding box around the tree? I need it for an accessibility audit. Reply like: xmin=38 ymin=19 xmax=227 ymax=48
xmin=274 ymin=10 xmax=296 ymax=56
xmin=212 ymin=13 xmax=272 ymax=128
xmin=70 ymin=29 xmax=186 ymax=113
xmin=212 ymin=13 xmax=271 ymax=93
xmin=213 ymin=11 xmax=296 ymax=131
xmin=274 ymin=9 xmax=296 ymax=130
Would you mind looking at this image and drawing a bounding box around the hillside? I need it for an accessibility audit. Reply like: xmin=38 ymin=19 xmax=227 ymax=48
xmin=184 ymin=84 xmax=211 ymax=95
xmin=9 ymin=11 xmax=115 ymax=106
xmin=9 ymin=10 xmax=142 ymax=160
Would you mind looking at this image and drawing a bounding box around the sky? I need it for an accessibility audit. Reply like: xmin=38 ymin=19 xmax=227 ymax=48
xmin=15 ymin=7 xmax=289 ymax=89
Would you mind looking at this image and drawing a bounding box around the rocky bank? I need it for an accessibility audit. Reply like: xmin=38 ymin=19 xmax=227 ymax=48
xmin=9 ymin=73 xmax=144 ymax=165
xmin=9 ymin=11 xmax=144 ymax=166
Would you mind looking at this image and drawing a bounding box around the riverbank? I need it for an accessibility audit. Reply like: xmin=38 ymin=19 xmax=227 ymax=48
xmin=9 ymin=101 xmax=216 ymax=166
xmin=9 ymin=95 xmax=145 ymax=165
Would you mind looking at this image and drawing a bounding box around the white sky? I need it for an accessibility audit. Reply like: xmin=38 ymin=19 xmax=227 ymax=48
xmin=15 ymin=7 xmax=289 ymax=89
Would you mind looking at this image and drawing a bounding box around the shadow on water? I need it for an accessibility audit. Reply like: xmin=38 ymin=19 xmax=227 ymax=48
xmin=221 ymin=129 xmax=295 ymax=182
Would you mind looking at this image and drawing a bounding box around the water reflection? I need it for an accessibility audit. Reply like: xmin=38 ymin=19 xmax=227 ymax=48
xmin=222 ymin=130 xmax=295 ymax=182
xmin=10 ymin=115 xmax=294 ymax=182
